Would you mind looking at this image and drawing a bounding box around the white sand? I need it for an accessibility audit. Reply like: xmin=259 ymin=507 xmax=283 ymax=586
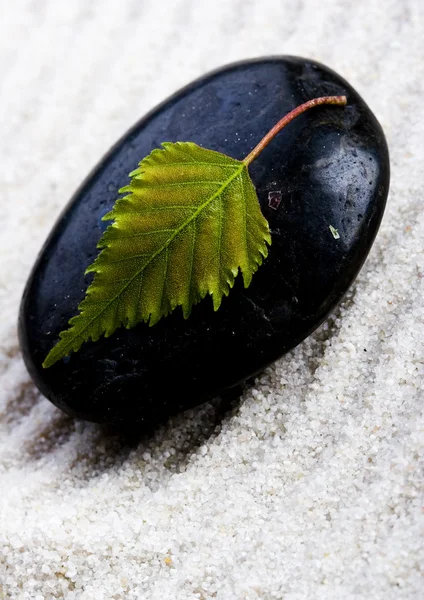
xmin=0 ymin=1 xmax=423 ymax=598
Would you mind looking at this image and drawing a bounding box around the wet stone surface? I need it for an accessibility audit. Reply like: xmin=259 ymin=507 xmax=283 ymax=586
xmin=19 ymin=56 xmax=390 ymax=426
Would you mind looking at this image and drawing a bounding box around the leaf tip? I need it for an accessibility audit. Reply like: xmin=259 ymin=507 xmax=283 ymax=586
xmin=182 ymin=304 xmax=193 ymax=320
xmin=42 ymin=349 xmax=59 ymax=369
xmin=101 ymin=210 xmax=114 ymax=222
xmin=212 ymin=295 xmax=222 ymax=312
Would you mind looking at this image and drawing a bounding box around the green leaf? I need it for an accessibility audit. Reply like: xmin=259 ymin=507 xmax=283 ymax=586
xmin=43 ymin=142 xmax=271 ymax=368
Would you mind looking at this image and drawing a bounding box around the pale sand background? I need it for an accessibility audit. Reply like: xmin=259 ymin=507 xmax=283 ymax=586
xmin=0 ymin=1 xmax=423 ymax=598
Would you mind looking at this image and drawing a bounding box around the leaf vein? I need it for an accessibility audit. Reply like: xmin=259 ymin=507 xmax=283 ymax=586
xmin=132 ymin=180 xmax=225 ymax=189
xmin=186 ymin=221 xmax=196 ymax=311
xmin=146 ymin=160 xmax=241 ymax=169
xmin=159 ymin=247 xmax=169 ymax=316
xmin=216 ymin=193 xmax=223 ymax=289
xmin=112 ymin=206 xmax=198 ymax=217
xmin=238 ymin=174 xmax=249 ymax=271
xmin=111 ymin=229 xmax=175 ymax=240
xmin=134 ymin=272 xmax=143 ymax=325
xmin=105 ymin=253 xmax=150 ymax=265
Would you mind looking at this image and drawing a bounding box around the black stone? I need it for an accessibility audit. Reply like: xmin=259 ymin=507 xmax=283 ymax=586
xmin=19 ymin=56 xmax=390 ymax=426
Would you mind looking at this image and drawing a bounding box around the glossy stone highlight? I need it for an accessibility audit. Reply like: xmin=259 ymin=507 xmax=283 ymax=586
xmin=19 ymin=57 xmax=390 ymax=426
